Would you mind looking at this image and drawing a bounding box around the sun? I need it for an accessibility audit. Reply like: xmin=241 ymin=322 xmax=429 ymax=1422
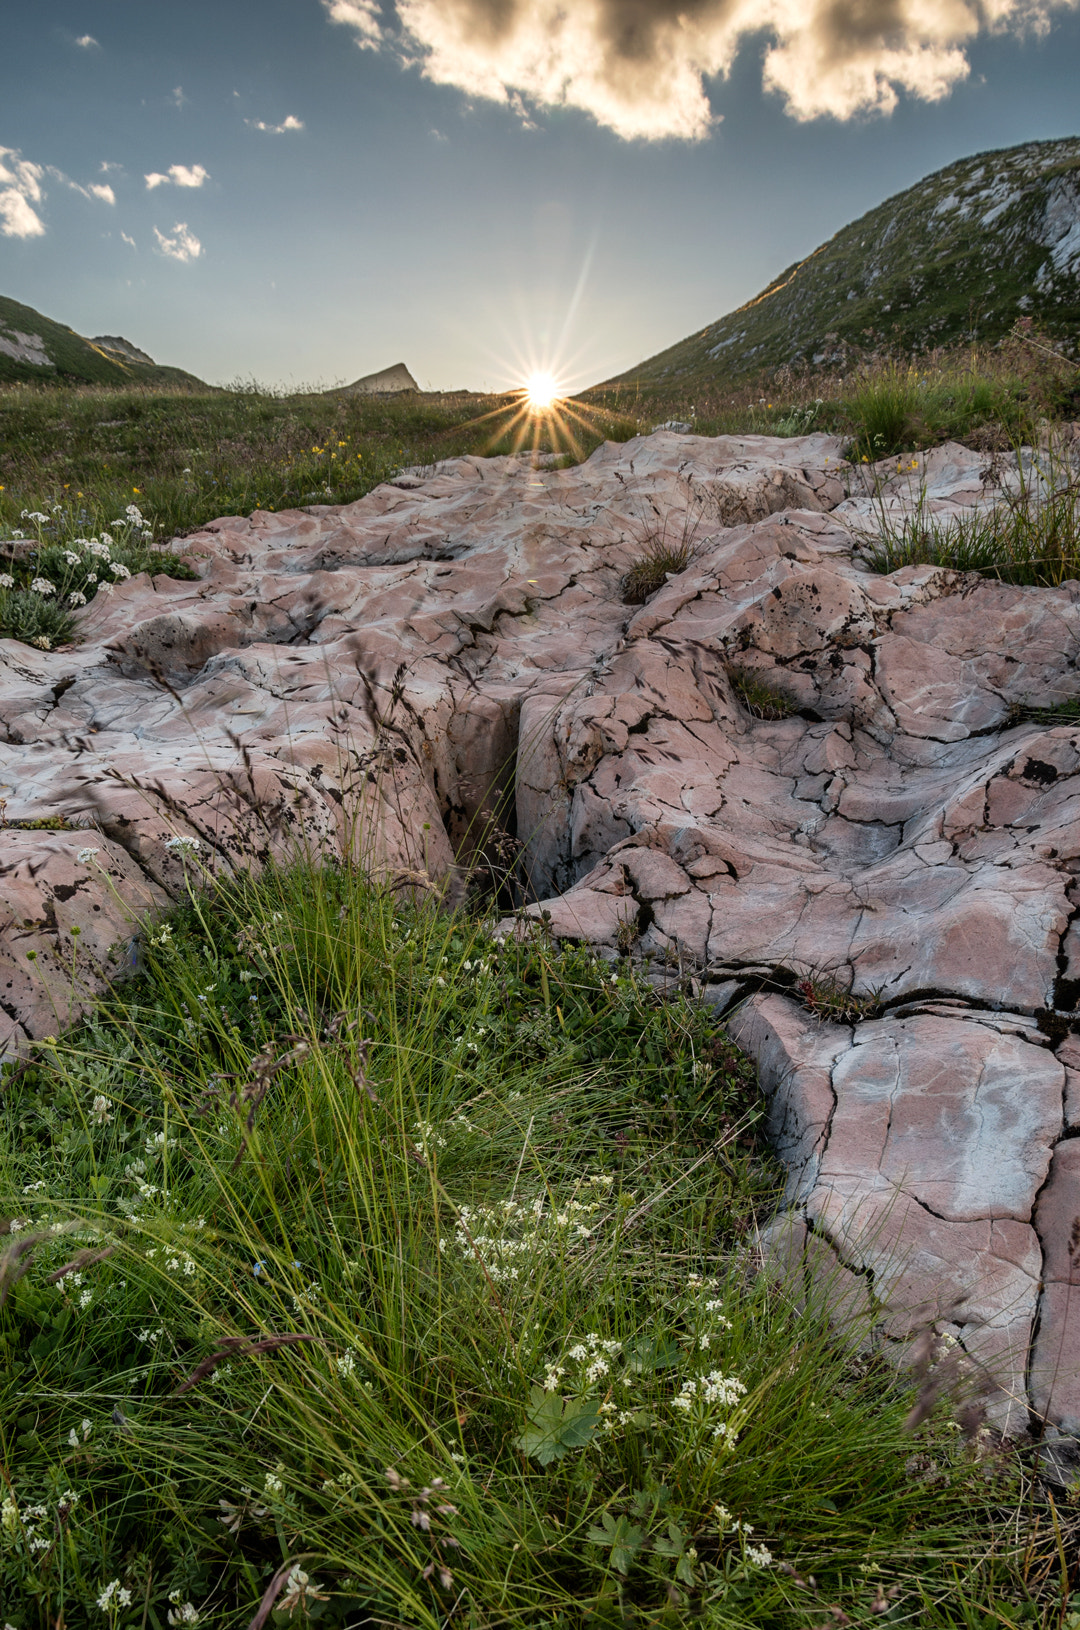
xmin=524 ymin=372 xmax=560 ymax=412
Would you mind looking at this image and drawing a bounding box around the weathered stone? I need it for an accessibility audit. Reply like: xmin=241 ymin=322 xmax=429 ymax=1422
xmin=4 ymin=426 xmax=1080 ymax=1434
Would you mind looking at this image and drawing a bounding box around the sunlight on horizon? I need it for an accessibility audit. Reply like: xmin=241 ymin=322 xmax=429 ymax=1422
xmin=524 ymin=371 xmax=561 ymax=412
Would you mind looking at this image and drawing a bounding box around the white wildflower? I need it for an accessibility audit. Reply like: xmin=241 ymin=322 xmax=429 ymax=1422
xmin=264 ymin=1468 xmax=284 ymax=1495
xmin=745 ymin=1543 xmax=773 ymax=1568
xmin=22 ymin=1179 xmax=47 ymax=1194
xmin=335 ymin=1349 xmax=359 ymax=1377
xmin=68 ymin=591 xmax=87 ymax=606
xmin=164 ymin=834 xmax=201 ymax=855
xmin=77 ymin=846 xmax=101 ymax=865
xmin=167 ymin=1598 xmax=200 ymax=1626
xmin=96 ymin=1580 xmax=133 ymax=1610
xmin=584 ymin=1356 xmax=610 ymax=1384
xmin=30 ymin=578 xmax=56 ymax=596
xmin=701 ymin=1372 xmax=747 ymax=1408
xmin=109 ymin=562 xmax=131 ymax=579
xmin=90 ymin=1094 xmax=113 ymax=1124
xmin=31 ymin=635 xmax=52 ymax=650
xmin=0 ymin=573 xmax=13 ymax=589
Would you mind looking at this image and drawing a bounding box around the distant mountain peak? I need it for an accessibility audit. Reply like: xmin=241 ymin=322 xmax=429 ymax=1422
xmin=341 ymin=363 xmax=419 ymax=395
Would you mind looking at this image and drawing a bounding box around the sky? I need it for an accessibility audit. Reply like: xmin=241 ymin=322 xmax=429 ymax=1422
xmin=1 ymin=0 xmax=1079 ymax=392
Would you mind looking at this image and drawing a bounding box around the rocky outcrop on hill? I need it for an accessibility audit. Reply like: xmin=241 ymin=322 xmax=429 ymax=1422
xmin=3 ymin=428 xmax=1080 ymax=1448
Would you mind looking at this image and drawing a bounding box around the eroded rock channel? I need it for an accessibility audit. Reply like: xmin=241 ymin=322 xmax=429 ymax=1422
xmin=3 ymin=428 xmax=1080 ymax=1446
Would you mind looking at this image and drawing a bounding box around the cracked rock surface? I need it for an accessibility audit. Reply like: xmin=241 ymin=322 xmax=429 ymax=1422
xmin=3 ymin=427 xmax=1080 ymax=1439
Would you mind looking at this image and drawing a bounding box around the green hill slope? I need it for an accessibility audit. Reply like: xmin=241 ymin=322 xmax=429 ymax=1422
xmin=0 ymin=295 xmax=208 ymax=389
xmin=609 ymin=136 xmax=1080 ymax=391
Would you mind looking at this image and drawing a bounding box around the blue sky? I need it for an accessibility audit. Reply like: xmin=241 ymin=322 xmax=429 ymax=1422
xmin=1 ymin=0 xmax=1079 ymax=391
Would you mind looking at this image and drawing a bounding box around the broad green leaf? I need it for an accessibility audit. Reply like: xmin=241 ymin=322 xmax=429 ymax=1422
xmin=626 ymin=1334 xmax=681 ymax=1373
xmin=586 ymin=1510 xmax=646 ymax=1575
xmin=515 ymin=1386 xmax=599 ymax=1465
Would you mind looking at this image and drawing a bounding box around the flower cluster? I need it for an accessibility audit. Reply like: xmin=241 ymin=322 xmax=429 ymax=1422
xmin=442 ymin=1176 xmax=613 ymax=1284
xmin=1 ymin=1488 xmax=80 ymax=1558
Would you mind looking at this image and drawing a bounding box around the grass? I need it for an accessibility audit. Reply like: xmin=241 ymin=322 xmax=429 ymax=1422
xmin=585 ymin=330 xmax=1079 ymax=463
xmin=0 ymin=385 xmax=640 ymax=551
xmin=856 ymin=437 xmax=1080 ymax=587
xmin=0 ymin=843 xmax=1076 ymax=1628
xmin=727 ymin=667 xmax=799 ymax=722
xmin=620 ymin=506 xmax=705 ymax=605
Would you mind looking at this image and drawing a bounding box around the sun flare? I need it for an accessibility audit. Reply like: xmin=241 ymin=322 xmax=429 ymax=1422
xmin=524 ymin=372 xmax=560 ymax=412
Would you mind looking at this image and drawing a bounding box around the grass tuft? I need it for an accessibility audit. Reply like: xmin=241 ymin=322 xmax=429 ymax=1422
xmin=0 ymin=851 xmax=1058 ymax=1626
xmin=727 ymin=666 xmax=799 ymax=721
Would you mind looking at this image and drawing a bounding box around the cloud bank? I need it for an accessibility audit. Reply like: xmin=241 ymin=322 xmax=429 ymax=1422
xmin=145 ymin=163 xmax=209 ymax=190
xmin=153 ymin=222 xmax=202 ymax=262
xmin=327 ymin=0 xmax=1080 ymax=136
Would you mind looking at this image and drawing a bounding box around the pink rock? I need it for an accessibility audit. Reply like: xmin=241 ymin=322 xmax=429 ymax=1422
xmin=5 ymin=427 xmax=1080 ymax=1435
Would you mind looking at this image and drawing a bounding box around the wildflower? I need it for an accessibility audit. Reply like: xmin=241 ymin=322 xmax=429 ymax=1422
xmin=97 ymin=581 xmax=114 ymax=596
xmin=30 ymin=578 xmax=56 ymax=595
xmin=63 ymin=551 xmax=81 ymax=565
xmin=109 ymin=562 xmax=131 ymax=579
xmin=701 ymin=1371 xmax=747 ymax=1408
xmin=96 ymin=1580 xmax=133 ymax=1610
xmin=68 ymin=591 xmax=87 ymax=606
xmin=164 ymin=834 xmax=202 ymax=855
xmin=264 ymin=1467 xmax=284 ymax=1495
xmin=745 ymin=1543 xmax=773 ymax=1568
xmin=77 ymin=846 xmax=101 ymax=865
xmin=31 ymin=635 xmax=52 ymax=650
xmin=0 ymin=573 xmax=13 ymax=589
xmin=584 ymin=1355 xmax=610 ymax=1383
xmin=279 ymin=1565 xmax=330 ymax=1612
xmin=335 ymin=1349 xmax=359 ymax=1377
xmin=167 ymin=1593 xmax=201 ymax=1626
xmin=22 ymin=1179 xmax=47 ymax=1193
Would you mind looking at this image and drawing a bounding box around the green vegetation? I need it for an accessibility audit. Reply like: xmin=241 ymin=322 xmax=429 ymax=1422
xmin=0 ymin=500 xmax=198 ymax=650
xmin=1 ymin=849 xmax=1072 ymax=1628
xmin=0 ymin=384 xmax=639 ymax=550
xmin=727 ymin=667 xmax=799 ymax=721
xmin=619 ymin=507 xmax=704 ymax=605
xmin=857 ymin=438 xmax=1080 ymax=587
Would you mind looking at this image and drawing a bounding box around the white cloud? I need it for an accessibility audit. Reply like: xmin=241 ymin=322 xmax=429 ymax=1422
xmin=153 ymin=221 xmax=202 ymax=262
xmin=0 ymin=146 xmax=46 ymax=237
xmin=171 ymin=86 xmax=187 ymax=109
xmin=327 ymin=0 xmax=1080 ymax=136
xmin=246 ymin=114 xmax=305 ymax=133
xmin=322 ymin=0 xmax=385 ymax=49
xmin=145 ymin=163 xmax=209 ymax=190
xmin=87 ymin=182 xmax=116 ymax=204
xmin=121 ymin=230 xmax=137 ymax=249
xmin=74 ymin=33 xmax=100 ymax=49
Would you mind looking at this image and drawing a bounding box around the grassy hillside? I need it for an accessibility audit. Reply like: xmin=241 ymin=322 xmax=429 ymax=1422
xmin=0 ymin=294 xmax=208 ymax=389
xmin=609 ymin=136 xmax=1080 ymax=391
